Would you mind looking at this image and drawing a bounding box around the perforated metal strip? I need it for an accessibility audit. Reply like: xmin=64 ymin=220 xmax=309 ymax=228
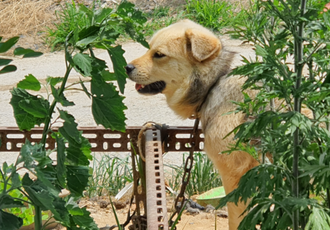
xmin=145 ymin=129 xmax=168 ymax=230
xmin=0 ymin=126 xmax=204 ymax=152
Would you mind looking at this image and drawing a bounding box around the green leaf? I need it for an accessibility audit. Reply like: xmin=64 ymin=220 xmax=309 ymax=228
xmin=22 ymin=174 xmax=54 ymax=211
xmin=56 ymin=136 xmax=66 ymax=187
xmin=19 ymin=98 xmax=49 ymax=118
xmin=0 ymin=194 xmax=25 ymax=209
xmin=73 ymin=53 xmax=92 ymax=76
xmin=10 ymin=88 xmax=48 ymax=130
xmin=65 ymin=197 xmax=98 ymax=229
xmin=58 ymin=110 xmax=80 ymax=143
xmin=80 ymin=80 xmax=91 ymax=98
xmin=101 ymin=70 xmax=116 ymax=81
xmin=0 ymin=210 xmax=23 ymax=230
xmin=51 ymin=85 xmax=75 ymax=106
xmin=46 ymin=76 xmax=64 ymax=86
xmin=306 ymin=206 xmax=330 ymax=230
xmin=71 ymin=207 xmax=98 ymax=230
xmin=107 ymin=45 xmax=127 ymax=94
xmin=17 ymin=74 xmax=41 ymax=91
xmin=0 ymin=65 xmax=17 ymax=74
xmin=14 ymin=47 xmax=43 ymax=58
xmin=22 ymin=174 xmax=67 ymax=223
xmin=66 ymin=165 xmax=90 ymax=196
xmin=0 ymin=37 xmax=19 ymax=53
xmin=58 ymin=110 xmax=92 ymax=166
xmin=0 ymin=58 xmax=13 ymax=66
xmin=91 ymin=79 xmax=127 ymax=132
xmin=19 ymin=140 xmax=51 ymax=168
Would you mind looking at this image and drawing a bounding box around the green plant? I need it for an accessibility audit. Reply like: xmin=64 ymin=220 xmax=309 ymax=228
xmin=46 ymin=0 xmax=147 ymax=50
xmin=0 ymin=1 xmax=147 ymax=230
xmin=88 ymin=155 xmax=133 ymax=197
xmin=219 ymin=0 xmax=330 ymax=229
xmin=185 ymin=0 xmax=245 ymax=31
xmin=143 ymin=6 xmax=186 ymax=37
xmin=167 ymin=152 xmax=222 ymax=197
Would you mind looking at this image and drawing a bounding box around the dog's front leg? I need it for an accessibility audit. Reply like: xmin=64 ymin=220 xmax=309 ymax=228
xmin=212 ymin=151 xmax=259 ymax=230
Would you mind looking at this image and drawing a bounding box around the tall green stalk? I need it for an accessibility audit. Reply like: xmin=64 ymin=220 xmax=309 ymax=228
xmin=34 ymin=206 xmax=42 ymax=230
xmin=292 ymin=0 xmax=307 ymax=229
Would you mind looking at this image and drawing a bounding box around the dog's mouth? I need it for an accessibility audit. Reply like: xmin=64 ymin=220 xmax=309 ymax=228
xmin=135 ymin=81 xmax=166 ymax=95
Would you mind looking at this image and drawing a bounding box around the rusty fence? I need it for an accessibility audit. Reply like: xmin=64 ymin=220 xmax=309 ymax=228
xmin=0 ymin=126 xmax=204 ymax=152
xmin=0 ymin=126 xmax=205 ymax=230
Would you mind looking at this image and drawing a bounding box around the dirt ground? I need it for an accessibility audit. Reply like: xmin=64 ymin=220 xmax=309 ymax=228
xmin=49 ymin=195 xmax=229 ymax=230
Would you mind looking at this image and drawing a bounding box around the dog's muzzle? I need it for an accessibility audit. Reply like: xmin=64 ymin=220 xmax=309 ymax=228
xmin=125 ymin=64 xmax=166 ymax=95
xmin=125 ymin=64 xmax=135 ymax=75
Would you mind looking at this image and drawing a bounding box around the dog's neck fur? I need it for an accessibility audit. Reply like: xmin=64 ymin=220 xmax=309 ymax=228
xmin=172 ymin=49 xmax=236 ymax=119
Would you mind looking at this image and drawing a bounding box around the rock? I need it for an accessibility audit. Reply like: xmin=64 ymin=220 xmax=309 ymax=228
xmin=185 ymin=207 xmax=200 ymax=215
xmin=113 ymin=200 xmax=127 ymax=209
xmin=99 ymin=200 xmax=109 ymax=208
xmin=216 ymin=210 xmax=228 ymax=218
xmin=205 ymin=204 xmax=215 ymax=213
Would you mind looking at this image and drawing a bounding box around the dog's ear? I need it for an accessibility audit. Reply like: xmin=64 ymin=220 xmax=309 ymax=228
xmin=185 ymin=28 xmax=221 ymax=62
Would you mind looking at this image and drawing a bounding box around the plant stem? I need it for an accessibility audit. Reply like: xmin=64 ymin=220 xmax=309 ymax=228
xmin=292 ymin=0 xmax=306 ymax=229
xmin=327 ymin=188 xmax=330 ymax=209
xmin=34 ymin=205 xmax=43 ymax=230
xmin=41 ymin=65 xmax=72 ymax=150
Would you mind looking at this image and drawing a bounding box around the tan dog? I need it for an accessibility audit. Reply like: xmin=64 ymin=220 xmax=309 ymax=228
xmin=126 ymin=19 xmax=259 ymax=230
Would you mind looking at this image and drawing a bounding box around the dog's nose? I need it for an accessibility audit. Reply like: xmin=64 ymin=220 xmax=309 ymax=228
xmin=125 ymin=64 xmax=135 ymax=74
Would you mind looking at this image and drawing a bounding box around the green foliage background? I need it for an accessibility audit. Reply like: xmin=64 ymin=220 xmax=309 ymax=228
xmin=219 ymin=0 xmax=330 ymax=229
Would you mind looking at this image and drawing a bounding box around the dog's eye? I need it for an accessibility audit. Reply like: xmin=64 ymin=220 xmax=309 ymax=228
xmin=153 ymin=52 xmax=166 ymax=58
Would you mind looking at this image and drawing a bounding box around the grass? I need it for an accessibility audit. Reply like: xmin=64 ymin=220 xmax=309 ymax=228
xmin=166 ymin=152 xmax=222 ymax=197
xmin=87 ymin=154 xmax=133 ymax=197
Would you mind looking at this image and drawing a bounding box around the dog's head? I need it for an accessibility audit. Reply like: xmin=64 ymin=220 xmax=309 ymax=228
xmin=126 ymin=20 xmax=224 ymax=118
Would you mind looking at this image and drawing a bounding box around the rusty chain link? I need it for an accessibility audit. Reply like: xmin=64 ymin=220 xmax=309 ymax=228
xmin=169 ymin=118 xmax=200 ymax=229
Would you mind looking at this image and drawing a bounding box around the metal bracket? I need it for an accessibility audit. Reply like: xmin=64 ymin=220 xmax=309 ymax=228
xmin=145 ymin=129 xmax=168 ymax=230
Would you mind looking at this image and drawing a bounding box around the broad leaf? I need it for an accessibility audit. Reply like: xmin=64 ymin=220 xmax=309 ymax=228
xmin=66 ymin=165 xmax=90 ymax=196
xmin=72 ymin=53 xmax=92 ymax=76
xmin=17 ymin=74 xmax=41 ymax=91
xmin=56 ymin=135 xmax=66 ymax=187
xmin=91 ymin=78 xmax=127 ymax=132
xmin=0 ymin=58 xmax=12 ymax=66
xmin=58 ymin=110 xmax=80 ymax=143
xmin=0 ymin=194 xmax=25 ymax=209
xmin=51 ymin=85 xmax=75 ymax=106
xmin=19 ymin=140 xmax=52 ymax=168
xmin=107 ymin=45 xmax=127 ymax=94
xmin=46 ymin=76 xmax=64 ymax=86
xmin=10 ymin=88 xmax=49 ymax=130
xmin=19 ymin=98 xmax=49 ymax=118
xmin=58 ymin=110 xmax=92 ymax=166
xmin=0 ymin=65 xmax=17 ymax=74
xmin=22 ymin=174 xmax=54 ymax=211
xmin=0 ymin=210 xmax=23 ymax=230
xmin=14 ymin=47 xmax=43 ymax=58
xmin=0 ymin=37 xmax=19 ymax=53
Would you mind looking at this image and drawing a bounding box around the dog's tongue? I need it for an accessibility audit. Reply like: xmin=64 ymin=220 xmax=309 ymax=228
xmin=135 ymin=83 xmax=143 ymax=91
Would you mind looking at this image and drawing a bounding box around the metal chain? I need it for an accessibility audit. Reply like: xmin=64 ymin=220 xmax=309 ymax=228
xmin=169 ymin=118 xmax=200 ymax=229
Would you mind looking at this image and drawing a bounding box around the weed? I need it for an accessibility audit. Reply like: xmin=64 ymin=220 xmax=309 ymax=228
xmin=166 ymin=152 xmax=222 ymax=197
xmin=45 ymin=2 xmax=92 ymax=50
xmin=88 ymin=155 xmax=133 ymax=197
xmin=143 ymin=6 xmax=186 ymax=36
xmin=185 ymin=0 xmax=247 ymax=32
